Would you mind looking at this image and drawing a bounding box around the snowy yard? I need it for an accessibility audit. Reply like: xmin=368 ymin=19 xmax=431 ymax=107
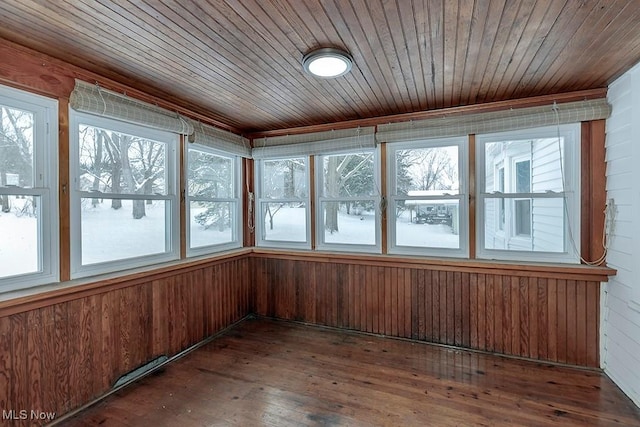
xmin=0 ymin=211 xmax=38 ymax=277
xmin=263 ymin=205 xmax=459 ymax=248
xmin=190 ymin=204 xmax=233 ymax=248
xmin=80 ymin=199 xmax=167 ymax=265
xmin=395 ymin=210 xmax=459 ymax=249
xmin=1 ymin=201 xmax=458 ymax=280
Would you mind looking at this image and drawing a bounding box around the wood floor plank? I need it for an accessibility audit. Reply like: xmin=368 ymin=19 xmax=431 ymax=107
xmin=64 ymin=318 xmax=640 ymax=427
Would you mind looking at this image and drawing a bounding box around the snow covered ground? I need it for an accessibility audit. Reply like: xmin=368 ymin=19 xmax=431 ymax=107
xmin=189 ymin=204 xmax=233 ymax=248
xmin=1 ymin=201 xmax=458 ymax=280
xmin=0 ymin=211 xmax=38 ymax=277
xmin=262 ymin=204 xmax=307 ymax=242
xmin=80 ymin=199 xmax=167 ymax=265
xmin=263 ymin=205 xmax=458 ymax=248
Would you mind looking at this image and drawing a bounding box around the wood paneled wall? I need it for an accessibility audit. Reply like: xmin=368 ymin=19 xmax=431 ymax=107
xmin=252 ymin=253 xmax=605 ymax=368
xmin=0 ymin=250 xmax=614 ymax=426
xmin=0 ymin=255 xmax=251 ymax=425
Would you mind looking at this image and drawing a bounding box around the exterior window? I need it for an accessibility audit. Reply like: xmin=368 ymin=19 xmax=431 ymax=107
xmin=186 ymin=145 xmax=241 ymax=255
xmin=0 ymin=85 xmax=58 ymax=292
xmin=387 ymin=137 xmax=468 ymax=257
xmin=70 ymin=112 xmax=179 ymax=278
xmin=256 ymin=157 xmax=310 ymax=248
xmin=316 ymin=150 xmax=380 ymax=251
xmin=477 ymin=124 xmax=580 ymax=263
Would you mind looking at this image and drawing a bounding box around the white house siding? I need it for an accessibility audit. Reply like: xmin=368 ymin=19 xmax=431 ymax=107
xmin=483 ymin=162 xmax=501 ymax=249
xmin=484 ymin=137 xmax=565 ymax=252
xmin=483 ymin=199 xmax=501 ymax=248
xmin=603 ymin=61 xmax=640 ymax=408
xmin=531 ymin=139 xmax=564 ymax=252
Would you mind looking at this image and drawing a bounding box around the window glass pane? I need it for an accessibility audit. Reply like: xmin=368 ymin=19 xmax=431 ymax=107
xmin=516 ymin=161 xmax=531 ymax=193
xmin=190 ymin=201 xmax=235 ymax=247
xmin=484 ymin=138 xmax=564 ymax=193
xmin=261 ymin=202 xmax=306 ymax=242
xmin=1 ymin=105 xmax=34 ymax=188
xmin=322 ymin=152 xmax=375 ymax=197
xmin=395 ymin=199 xmax=460 ymax=248
xmin=395 ymin=146 xmax=459 ymax=195
xmin=0 ymin=195 xmax=39 ymax=278
xmin=188 ymin=149 xmax=233 ymax=198
xmin=515 ymin=199 xmax=531 ymax=236
xmin=483 ymin=197 xmax=564 ymax=252
xmin=78 ymin=124 xmax=167 ymax=195
xmin=81 ymin=198 xmax=168 ymax=265
xmin=262 ymin=158 xmax=306 ymax=198
xmin=321 ymin=200 xmax=376 ymax=245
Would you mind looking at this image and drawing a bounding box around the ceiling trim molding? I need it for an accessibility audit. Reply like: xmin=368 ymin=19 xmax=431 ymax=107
xmin=247 ymin=88 xmax=607 ymax=140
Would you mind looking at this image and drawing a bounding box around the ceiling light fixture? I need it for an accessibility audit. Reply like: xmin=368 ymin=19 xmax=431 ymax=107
xmin=302 ymin=48 xmax=353 ymax=78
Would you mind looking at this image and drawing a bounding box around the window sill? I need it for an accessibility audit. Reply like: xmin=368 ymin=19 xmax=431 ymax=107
xmin=1 ymin=247 xmax=615 ymax=317
xmin=251 ymin=248 xmax=616 ymax=282
xmin=0 ymin=248 xmax=252 ymax=315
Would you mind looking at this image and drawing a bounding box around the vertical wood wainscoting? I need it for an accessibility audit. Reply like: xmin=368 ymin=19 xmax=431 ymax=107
xmin=0 ymin=254 xmax=251 ymax=424
xmin=252 ymin=251 xmax=613 ymax=368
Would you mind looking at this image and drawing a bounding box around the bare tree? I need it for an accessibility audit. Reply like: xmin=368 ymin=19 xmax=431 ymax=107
xmin=99 ymin=130 xmax=124 ymax=210
xmin=324 ymin=153 xmax=373 ymax=233
xmin=262 ymin=158 xmax=305 ymax=230
xmin=83 ymin=129 xmax=165 ymax=218
xmin=408 ymin=148 xmax=456 ymax=191
xmin=0 ymin=106 xmax=34 ymax=212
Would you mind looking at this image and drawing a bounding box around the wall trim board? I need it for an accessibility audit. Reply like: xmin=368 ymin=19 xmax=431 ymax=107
xmin=1 ymin=247 xmax=612 ymax=318
xmin=252 ymin=248 xmax=615 ymax=282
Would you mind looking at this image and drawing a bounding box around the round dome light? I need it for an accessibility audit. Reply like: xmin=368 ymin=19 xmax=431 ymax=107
xmin=302 ymin=48 xmax=353 ymax=78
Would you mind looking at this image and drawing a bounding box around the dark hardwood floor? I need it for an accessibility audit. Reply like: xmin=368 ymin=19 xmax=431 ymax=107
xmin=63 ymin=317 xmax=640 ymax=426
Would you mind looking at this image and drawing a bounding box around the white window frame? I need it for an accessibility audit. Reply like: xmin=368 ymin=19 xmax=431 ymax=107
xmin=255 ymin=156 xmax=311 ymax=249
xmin=386 ymin=137 xmax=469 ymax=257
xmin=0 ymin=85 xmax=58 ymax=293
xmin=69 ymin=111 xmax=179 ymax=278
xmin=315 ymin=148 xmax=381 ymax=253
xmin=185 ymin=144 xmax=242 ymax=256
xmin=476 ymin=124 xmax=580 ymax=264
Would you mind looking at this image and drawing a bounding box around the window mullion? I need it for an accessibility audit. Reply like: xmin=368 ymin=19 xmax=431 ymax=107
xmin=0 ymin=188 xmax=45 ymax=196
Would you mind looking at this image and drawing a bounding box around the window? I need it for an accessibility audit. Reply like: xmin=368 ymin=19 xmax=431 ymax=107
xmin=316 ymin=150 xmax=380 ymax=251
xmin=0 ymin=85 xmax=58 ymax=292
xmin=70 ymin=112 xmax=179 ymax=278
xmin=477 ymin=124 xmax=580 ymax=263
xmin=256 ymin=157 xmax=310 ymax=248
xmin=186 ymin=145 xmax=241 ymax=255
xmin=387 ymin=137 xmax=468 ymax=256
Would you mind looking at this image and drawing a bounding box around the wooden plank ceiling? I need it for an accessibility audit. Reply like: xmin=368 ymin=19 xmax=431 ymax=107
xmin=0 ymin=0 xmax=639 ymax=134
